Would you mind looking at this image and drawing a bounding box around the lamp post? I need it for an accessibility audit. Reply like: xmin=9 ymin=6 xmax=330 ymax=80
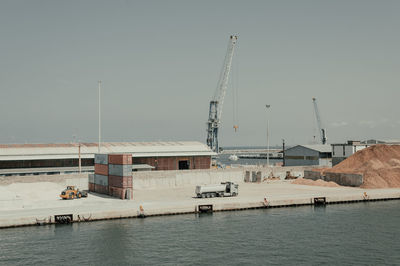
xmin=78 ymin=142 xmax=81 ymax=174
xmin=98 ymin=81 xmax=101 ymax=153
xmin=282 ymin=139 xmax=285 ymax=167
xmin=266 ymin=104 xmax=271 ymax=167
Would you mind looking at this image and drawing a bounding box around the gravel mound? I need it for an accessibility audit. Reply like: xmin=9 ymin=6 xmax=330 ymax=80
xmin=327 ymin=145 xmax=400 ymax=188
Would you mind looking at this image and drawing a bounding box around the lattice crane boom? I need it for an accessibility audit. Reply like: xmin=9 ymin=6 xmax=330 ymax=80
xmin=312 ymin=97 xmax=327 ymax=144
xmin=213 ymin=35 xmax=237 ymax=120
xmin=206 ymin=35 xmax=238 ymax=153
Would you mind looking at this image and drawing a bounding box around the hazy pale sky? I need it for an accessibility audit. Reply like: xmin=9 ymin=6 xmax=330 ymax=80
xmin=1 ymin=0 xmax=399 ymax=147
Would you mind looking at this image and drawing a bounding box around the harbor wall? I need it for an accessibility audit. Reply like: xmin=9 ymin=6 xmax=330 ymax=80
xmin=324 ymin=172 xmax=363 ymax=187
xmin=132 ymin=169 xmax=244 ymax=189
xmin=304 ymin=170 xmax=363 ymax=187
xmin=303 ymin=170 xmax=323 ymax=180
xmin=132 ymin=166 xmax=314 ymax=189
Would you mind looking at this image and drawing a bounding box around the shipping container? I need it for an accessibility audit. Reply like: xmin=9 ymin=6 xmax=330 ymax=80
xmin=94 ymin=174 xmax=108 ymax=186
xmin=108 ymin=186 xmax=126 ymax=199
xmin=108 ymin=175 xmax=132 ymax=188
xmin=94 ymin=163 xmax=108 ymax=176
xmin=108 ymin=164 xmax=132 ymax=177
xmin=108 ymin=154 xmax=132 ymax=165
xmin=89 ymin=173 xmax=94 ymax=183
xmin=95 ymin=154 xmax=109 ymax=165
xmin=94 ymin=184 xmax=109 ymax=195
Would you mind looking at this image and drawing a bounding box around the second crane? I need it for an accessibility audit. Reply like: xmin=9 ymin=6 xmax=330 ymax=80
xmin=206 ymin=35 xmax=238 ymax=153
xmin=312 ymin=97 xmax=327 ymax=145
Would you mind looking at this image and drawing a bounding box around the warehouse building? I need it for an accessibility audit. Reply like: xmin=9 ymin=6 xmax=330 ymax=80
xmin=0 ymin=141 xmax=215 ymax=176
xmin=284 ymin=144 xmax=332 ymax=166
xmin=331 ymin=141 xmax=370 ymax=166
xmin=331 ymin=139 xmax=400 ymax=166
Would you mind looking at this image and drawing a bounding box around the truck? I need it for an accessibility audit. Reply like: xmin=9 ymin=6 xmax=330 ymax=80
xmin=195 ymin=182 xmax=239 ymax=198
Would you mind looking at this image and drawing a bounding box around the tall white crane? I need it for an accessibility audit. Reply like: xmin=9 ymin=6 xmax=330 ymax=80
xmin=206 ymin=35 xmax=238 ymax=153
xmin=312 ymin=97 xmax=327 ymax=144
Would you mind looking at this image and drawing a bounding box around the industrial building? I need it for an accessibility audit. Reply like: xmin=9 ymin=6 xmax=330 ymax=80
xmin=284 ymin=144 xmax=332 ymax=166
xmin=0 ymin=141 xmax=215 ymax=176
xmin=331 ymin=141 xmax=370 ymax=166
xmin=331 ymin=139 xmax=400 ymax=166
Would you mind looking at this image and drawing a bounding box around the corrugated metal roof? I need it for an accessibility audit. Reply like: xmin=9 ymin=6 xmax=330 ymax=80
xmin=287 ymin=144 xmax=332 ymax=153
xmin=0 ymin=141 xmax=216 ymax=161
xmin=300 ymin=144 xmax=332 ymax=153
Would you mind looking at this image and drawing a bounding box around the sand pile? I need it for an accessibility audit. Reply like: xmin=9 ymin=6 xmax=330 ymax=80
xmin=291 ymin=178 xmax=340 ymax=187
xmin=328 ymin=144 xmax=400 ymax=188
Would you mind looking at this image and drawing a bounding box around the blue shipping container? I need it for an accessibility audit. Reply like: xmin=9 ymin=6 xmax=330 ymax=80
xmin=108 ymin=164 xmax=132 ymax=177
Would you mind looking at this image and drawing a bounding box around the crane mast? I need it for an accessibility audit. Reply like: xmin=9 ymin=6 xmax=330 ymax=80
xmin=312 ymin=97 xmax=327 ymax=144
xmin=206 ymin=35 xmax=238 ymax=153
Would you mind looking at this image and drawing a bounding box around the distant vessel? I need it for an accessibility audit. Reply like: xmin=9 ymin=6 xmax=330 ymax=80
xmin=229 ymin=154 xmax=238 ymax=161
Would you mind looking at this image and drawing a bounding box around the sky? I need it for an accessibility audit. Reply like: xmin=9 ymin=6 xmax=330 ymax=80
xmin=1 ymin=0 xmax=400 ymax=147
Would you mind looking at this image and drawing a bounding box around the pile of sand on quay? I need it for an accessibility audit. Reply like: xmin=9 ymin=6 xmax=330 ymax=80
xmin=326 ymin=145 xmax=400 ymax=188
xmin=291 ymin=178 xmax=340 ymax=187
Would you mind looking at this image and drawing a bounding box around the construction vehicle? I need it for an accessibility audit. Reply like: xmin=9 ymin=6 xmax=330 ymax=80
xmin=195 ymin=182 xmax=239 ymax=198
xmin=60 ymin=186 xmax=88 ymax=200
xmin=206 ymin=35 xmax=238 ymax=153
xmin=312 ymin=97 xmax=327 ymax=144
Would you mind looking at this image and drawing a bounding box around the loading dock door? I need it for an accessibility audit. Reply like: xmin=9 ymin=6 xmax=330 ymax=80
xmin=178 ymin=160 xmax=190 ymax=170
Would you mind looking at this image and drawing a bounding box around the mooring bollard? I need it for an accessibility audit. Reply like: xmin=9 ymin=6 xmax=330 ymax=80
xmin=138 ymin=205 xmax=145 ymax=218
xmin=363 ymin=192 xmax=370 ymax=200
xmin=263 ymin=197 xmax=270 ymax=207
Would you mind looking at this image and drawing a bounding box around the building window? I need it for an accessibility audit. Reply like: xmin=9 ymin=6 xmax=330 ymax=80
xmin=178 ymin=160 xmax=190 ymax=170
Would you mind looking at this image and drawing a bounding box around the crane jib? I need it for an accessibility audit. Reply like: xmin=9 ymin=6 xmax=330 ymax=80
xmin=312 ymin=97 xmax=327 ymax=145
xmin=206 ymin=35 xmax=238 ymax=153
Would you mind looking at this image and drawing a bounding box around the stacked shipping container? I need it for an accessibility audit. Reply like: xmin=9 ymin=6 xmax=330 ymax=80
xmin=89 ymin=153 xmax=133 ymax=200
xmin=89 ymin=154 xmax=133 ymax=199
xmin=108 ymin=154 xmax=133 ymax=200
xmin=96 ymin=154 xmax=108 ymax=194
xmin=90 ymin=154 xmax=109 ymax=194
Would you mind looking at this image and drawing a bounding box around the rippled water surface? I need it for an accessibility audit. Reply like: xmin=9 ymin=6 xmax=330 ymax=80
xmin=1 ymin=201 xmax=400 ymax=265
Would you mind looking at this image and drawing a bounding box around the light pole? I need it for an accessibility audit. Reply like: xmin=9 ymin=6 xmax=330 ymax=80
xmin=266 ymin=104 xmax=271 ymax=167
xmin=98 ymin=81 xmax=101 ymax=153
xmin=78 ymin=142 xmax=82 ymax=174
xmin=282 ymin=139 xmax=285 ymax=167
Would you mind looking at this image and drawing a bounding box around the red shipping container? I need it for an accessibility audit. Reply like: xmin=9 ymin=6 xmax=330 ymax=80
xmin=108 ymin=154 xmax=132 ymax=165
xmin=94 ymin=184 xmax=109 ymax=195
xmin=108 ymin=186 xmax=126 ymax=199
xmin=88 ymin=182 xmax=95 ymax=192
xmin=94 ymin=163 xmax=108 ymax=176
xmin=108 ymin=175 xmax=132 ymax=188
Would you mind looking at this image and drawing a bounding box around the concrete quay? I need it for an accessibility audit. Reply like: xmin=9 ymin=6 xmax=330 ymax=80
xmin=1 ymin=180 xmax=399 ymax=229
